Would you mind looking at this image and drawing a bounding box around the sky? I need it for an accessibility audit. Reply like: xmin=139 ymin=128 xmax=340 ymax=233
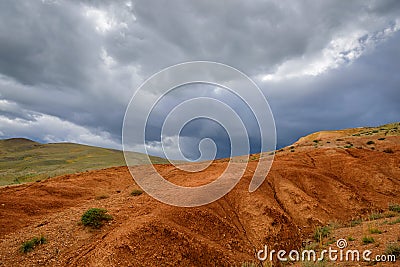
xmin=0 ymin=0 xmax=399 ymax=159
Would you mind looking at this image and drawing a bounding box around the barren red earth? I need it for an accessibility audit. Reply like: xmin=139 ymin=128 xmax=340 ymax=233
xmin=0 ymin=133 xmax=399 ymax=266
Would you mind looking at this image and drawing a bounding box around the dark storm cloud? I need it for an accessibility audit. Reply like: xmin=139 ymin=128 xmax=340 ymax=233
xmin=0 ymin=0 xmax=399 ymax=158
xmin=267 ymin=30 xmax=400 ymax=148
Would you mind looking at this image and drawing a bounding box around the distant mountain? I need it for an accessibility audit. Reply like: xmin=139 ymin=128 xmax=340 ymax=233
xmin=0 ymin=138 xmax=167 ymax=186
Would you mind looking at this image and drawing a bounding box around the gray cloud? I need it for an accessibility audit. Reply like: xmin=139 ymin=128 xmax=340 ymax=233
xmin=0 ymin=0 xmax=399 ymax=158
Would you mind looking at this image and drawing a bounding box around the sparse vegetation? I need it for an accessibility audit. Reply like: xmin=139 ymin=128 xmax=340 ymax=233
xmin=389 ymin=203 xmax=400 ymax=213
xmin=131 ymin=189 xmax=144 ymax=196
xmin=369 ymin=213 xmax=383 ymax=220
xmin=384 ymin=212 xmax=397 ymax=218
xmin=378 ymin=137 xmax=386 ymax=140
xmin=366 ymin=140 xmax=375 ymax=145
xmin=362 ymin=236 xmax=375 ymax=244
xmin=314 ymin=226 xmax=330 ymax=242
xmin=81 ymin=208 xmax=112 ymax=228
xmin=348 ymin=236 xmax=355 ymax=241
xmin=20 ymin=236 xmax=46 ymax=253
xmin=369 ymin=228 xmax=382 ymax=234
xmin=388 ymin=218 xmax=400 ymax=225
xmin=328 ymin=221 xmax=343 ymax=229
xmin=303 ymin=242 xmax=319 ymax=251
xmin=349 ymin=219 xmax=362 ymax=227
xmin=385 ymin=243 xmax=400 ymax=257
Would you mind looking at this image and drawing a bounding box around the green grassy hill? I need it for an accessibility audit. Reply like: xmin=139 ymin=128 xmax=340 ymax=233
xmin=0 ymin=138 xmax=167 ymax=186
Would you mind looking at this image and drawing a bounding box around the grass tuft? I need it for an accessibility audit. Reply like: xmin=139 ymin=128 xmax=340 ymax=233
xmin=388 ymin=217 xmax=400 ymax=225
xmin=389 ymin=203 xmax=400 ymax=213
xmin=369 ymin=213 xmax=383 ymax=220
xmin=385 ymin=243 xmax=400 ymax=257
xmin=369 ymin=228 xmax=382 ymax=234
xmin=81 ymin=208 xmax=112 ymax=229
xmin=313 ymin=226 xmax=330 ymax=242
xmin=349 ymin=219 xmax=362 ymax=227
xmin=362 ymin=236 xmax=375 ymax=245
xmin=20 ymin=236 xmax=46 ymax=253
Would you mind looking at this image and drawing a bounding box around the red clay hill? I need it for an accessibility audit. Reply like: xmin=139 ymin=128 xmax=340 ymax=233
xmin=0 ymin=123 xmax=399 ymax=266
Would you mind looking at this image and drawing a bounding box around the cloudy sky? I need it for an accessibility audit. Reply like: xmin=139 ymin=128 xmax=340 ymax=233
xmin=0 ymin=0 xmax=399 ymax=159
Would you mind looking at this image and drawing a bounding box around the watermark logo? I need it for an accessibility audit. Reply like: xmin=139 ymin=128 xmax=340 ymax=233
xmin=257 ymin=239 xmax=396 ymax=263
xmin=122 ymin=61 xmax=276 ymax=207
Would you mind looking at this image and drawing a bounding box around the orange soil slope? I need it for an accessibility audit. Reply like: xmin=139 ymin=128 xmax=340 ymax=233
xmin=0 ymin=135 xmax=399 ymax=266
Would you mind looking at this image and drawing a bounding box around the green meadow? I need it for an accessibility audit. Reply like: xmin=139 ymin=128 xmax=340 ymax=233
xmin=0 ymin=138 xmax=167 ymax=186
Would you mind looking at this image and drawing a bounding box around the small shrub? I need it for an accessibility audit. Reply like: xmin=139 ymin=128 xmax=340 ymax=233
xmin=336 ymin=138 xmax=344 ymax=141
xmin=348 ymin=236 xmax=355 ymax=241
xmin=350 ymin=219 xmax=362 ymax=227
xmin=385 ymin=243 xmax=400 ymax=257
xmin=20 ymin=236 xmax=46 ymax=253
xmin=81 ymin=208 xmax=112 ymax=228
xmin=366 ymin=141 xmax=375 ymax=145
xmin=314 ymin=226 xmax=330 ymax=242
xmin=383 ymin=148 xmax=394 ymax=153
xmin=369 ymin=213 xmax=383 ymax=220
xmin=378 ymin=137 xmax=386 ymax=140
xmin=389 ymin=203 xmax=400 ymax=213
xmin=131 ymin=189 xmax=144 ymax=196
xmin=313 ymin=140 xmax=319 ymax=143
xmin=384 ymin=212 xmax=397 ymax=218
xmin=369 ymin=228 xmax=382 ymax=234
xmin=362 ymin=236 xmax=375 ymax=245
xmin=388 ymin=218 xmax=400 ymax=225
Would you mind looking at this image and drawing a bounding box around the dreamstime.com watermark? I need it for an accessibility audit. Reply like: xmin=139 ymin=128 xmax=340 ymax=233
xmin=256 ymin=239 xmax=397 ymax=263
